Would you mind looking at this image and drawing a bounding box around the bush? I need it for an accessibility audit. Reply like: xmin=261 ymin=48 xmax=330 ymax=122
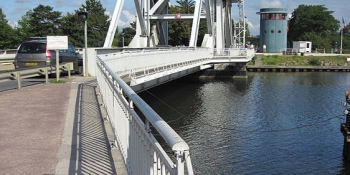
xmin=308 ymin=57 xmax=321 ymax=66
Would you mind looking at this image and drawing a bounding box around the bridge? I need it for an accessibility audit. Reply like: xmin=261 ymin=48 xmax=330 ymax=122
xmin=94 ymin=45 xmax=253 ymax=175
xmin=0 ymin=0 xmax=255 ymax=174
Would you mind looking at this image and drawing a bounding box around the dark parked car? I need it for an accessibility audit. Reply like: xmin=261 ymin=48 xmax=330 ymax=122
xmin=14 ymin=38 xmax=83 ymax=74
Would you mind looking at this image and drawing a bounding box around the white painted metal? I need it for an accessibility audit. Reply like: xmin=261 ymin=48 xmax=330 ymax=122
xmin=104 ymin=0 xmax=124 ymax=47
xmin=0 ymin=49 xmax=17 ymax=60
xmin=95 ymin=47 xmax=254 ymax=174
xmin=189 ymin=0 xmax=202 ymax=47
xmin=96 ymin=58 xmax=192 ymax=174
xmin=134 ymin=0 xmax=146 ymax=35
xmin=105 ymin=0 xmax=245 ymax=49
xmin=234 ymin=0 xmax=246 ymax=48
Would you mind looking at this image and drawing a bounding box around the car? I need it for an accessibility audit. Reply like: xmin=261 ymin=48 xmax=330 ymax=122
xmin=14 ymin=37 xmax=83 ymax=75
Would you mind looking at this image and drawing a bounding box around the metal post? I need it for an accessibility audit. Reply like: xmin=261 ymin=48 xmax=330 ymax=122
xmin=45 ymin=67 xmax=48 ymax=84
xmin=176 ymin=151 xmax=185 ymax=175
xmin=341 ymin=29 xmax=343 ymax=54
xmin=84 ymin=8 xmax=88 ymax=77
xmin=68 ymin=63 xmax=71 ymax=79
xmin=56 ymin=49 xmax=59 ymax=80
xmin=17 ymin=72 xmax=21 ymax=90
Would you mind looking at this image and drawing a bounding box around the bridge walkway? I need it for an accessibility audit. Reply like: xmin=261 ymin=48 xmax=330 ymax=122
xmin=0 ymin=76 xmax=126 ymax=174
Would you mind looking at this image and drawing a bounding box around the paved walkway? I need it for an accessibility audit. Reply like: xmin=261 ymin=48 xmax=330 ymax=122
xmin=0 ymin=76 xmax=127 ymax=175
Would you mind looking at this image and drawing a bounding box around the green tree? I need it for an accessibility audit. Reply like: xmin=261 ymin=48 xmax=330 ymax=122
xmin=76 ymin=0 xmax=110 ymax=47
xmin=59 ymin=12 xmax=82 ymax=46
xmin=168 ymin=6 xmax=188 ymax=46
xmin=27 ymin=4 xmax=62 ymax=37
xmin=120 ymin=26 xmax=136 ymax=47
xmin=288 ymin=5 xmax=339 ymax=48
xmin=176 ymin=0 xmax=195 ymax=45
xmin=0 ymin=8 xmax=15 ymax=49
xmin=176 ymin=0 xmax=195 ymax=14
xmin=15 ymin=11 xmax=34 ymax=44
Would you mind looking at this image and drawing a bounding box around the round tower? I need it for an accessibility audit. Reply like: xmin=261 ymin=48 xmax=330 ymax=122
xmin=257 ymin=8 xmax=288 ymax=53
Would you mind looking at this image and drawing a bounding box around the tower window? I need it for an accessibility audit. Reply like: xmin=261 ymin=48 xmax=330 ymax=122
xmin=271 ymin=30 xmax=274 ymax=33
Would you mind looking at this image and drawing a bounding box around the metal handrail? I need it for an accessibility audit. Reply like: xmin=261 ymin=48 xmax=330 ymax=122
xmin=96 ymin=56 xmax=194 ymax=175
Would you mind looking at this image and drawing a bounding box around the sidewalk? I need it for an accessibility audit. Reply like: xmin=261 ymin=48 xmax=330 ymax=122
xmin=0 ymin=76 xmax=127 ymax=175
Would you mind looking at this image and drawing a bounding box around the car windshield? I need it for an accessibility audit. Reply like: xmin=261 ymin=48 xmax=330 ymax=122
xmin=18 ymin=43 xmax=46 ymax=54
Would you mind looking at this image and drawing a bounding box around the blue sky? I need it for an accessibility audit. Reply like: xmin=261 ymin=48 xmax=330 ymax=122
xmin=0 ymin=0 xmax=349 ymax=36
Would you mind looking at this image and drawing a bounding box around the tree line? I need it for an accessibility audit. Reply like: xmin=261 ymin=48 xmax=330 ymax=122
xmin=0 ymin=1 xmax=349 ymax=52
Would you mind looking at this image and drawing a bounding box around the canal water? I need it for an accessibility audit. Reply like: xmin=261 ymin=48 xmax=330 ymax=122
xmin=138 ymin=72 xmax=350 ymax=175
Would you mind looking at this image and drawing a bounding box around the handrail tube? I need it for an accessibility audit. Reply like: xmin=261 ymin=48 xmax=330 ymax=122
xmin=96 ymin=62 xmax=179 ymax=174
xmin=99 ymin=59 xmax=189 ymax=151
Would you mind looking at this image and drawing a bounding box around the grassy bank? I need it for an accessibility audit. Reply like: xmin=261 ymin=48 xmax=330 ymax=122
xmin=248 ymin=55 xmax=349 ymax=66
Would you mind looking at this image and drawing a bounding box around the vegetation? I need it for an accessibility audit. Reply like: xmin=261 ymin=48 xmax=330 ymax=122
xmin=50 ymin=79 xmax=67 ymax=83
xmin=288 ymin=5 xmax=349 ymax=52
xmin=0 ymin=9 xmax=15 ymax=49
xmin=0 ymin=2 xmax=349 ymax=50
xmin=247 ymin=55 xmax=348 ymax=66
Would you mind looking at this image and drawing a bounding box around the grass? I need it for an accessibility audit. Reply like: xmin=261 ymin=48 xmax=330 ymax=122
xmin=50 ymin=79 xmax=67 ymax=83
xmin=259 ymin=55 xmax=348 ymax=66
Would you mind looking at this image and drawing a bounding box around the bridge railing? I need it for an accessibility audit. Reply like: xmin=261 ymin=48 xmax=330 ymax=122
xmin=99 ymin=47 xmax=211 ymax=78
xmin=212 ymin=48 xmax=255 ymax=59
xmin=96 ymin=55 xmax=194 ymax=175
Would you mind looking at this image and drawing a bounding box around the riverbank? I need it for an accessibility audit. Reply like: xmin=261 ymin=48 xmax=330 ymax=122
xmin=249 ymin=53 xmax=350 ymax=67
xmin=247 ymin=53 xmax=350 ymax=72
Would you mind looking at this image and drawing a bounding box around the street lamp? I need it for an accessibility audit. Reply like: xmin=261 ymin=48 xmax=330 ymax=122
xmin=78 ymin=9 xmax=88 ymax=76
xmin=122 ymin=33 xmax=125 ymax=47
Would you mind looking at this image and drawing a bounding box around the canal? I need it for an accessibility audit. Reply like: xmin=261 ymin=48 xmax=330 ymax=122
xmin=138 ymin=71 xmax=350 ymax=174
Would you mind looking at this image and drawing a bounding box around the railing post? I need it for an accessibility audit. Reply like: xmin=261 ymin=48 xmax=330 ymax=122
xmin=175 ymin=151 xmax=185 ymax=175
xmin=185 ymin=151 xmax=194 ymax=175
xmin=45 ymin=67 xmax=48 ymax=84
xmin=67 ymin=63 xmax=71 ymax=79
xmin=17 ymin=71 xmax=21 ymax=90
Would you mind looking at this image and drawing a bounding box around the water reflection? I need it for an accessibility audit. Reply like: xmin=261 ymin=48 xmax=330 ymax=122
xmin=138 ymin=72 xmax=350 ymax=174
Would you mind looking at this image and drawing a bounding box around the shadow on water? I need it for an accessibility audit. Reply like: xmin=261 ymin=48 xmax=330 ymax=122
xmin=68 ymin=80 xmax=117 ymax=174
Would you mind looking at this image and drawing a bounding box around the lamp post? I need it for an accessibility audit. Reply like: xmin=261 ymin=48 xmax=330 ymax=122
xmin=122 ymin=33 xmax=125 ymax=47
xmin=78 ymin=9 xmax=88 ymax=76
xmin=341 ymin=29 xmax=343 ymax=54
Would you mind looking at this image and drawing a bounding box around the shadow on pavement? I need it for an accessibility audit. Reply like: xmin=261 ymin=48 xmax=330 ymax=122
xmin=69 ymin=79 xmax=117 ymax=174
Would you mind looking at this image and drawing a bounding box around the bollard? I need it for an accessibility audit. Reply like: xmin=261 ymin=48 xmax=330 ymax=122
xmin=68 ymin=63 xmax=71 ymax=79
xmin=16 ymin=72 xmax=21 ymax=90
xmin=341 ymin=90 xmax=350 ymax=161
xmin=45 ymin=67 xmax=48 ymax=84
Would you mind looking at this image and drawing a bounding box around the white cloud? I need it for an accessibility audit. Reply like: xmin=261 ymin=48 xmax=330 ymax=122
xmin=115 ymin=10 xmax=136 ymax=28
xmin=122 ymin=10 xmax=136 ymax=23
xmin=260 ymin=0 xmax=283 ymax=8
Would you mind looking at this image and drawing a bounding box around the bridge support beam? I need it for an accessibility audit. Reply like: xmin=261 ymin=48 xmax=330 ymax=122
xmin=199 ymin=63 xmax=247 ymax=80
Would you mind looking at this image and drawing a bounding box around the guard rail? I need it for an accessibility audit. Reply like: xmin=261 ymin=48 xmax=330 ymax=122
xmin=0 ymin=63 xmax=72 ymax=90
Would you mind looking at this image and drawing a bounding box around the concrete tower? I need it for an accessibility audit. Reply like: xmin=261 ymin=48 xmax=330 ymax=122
xmin=257 ymin=8 xmax=288 ymax=53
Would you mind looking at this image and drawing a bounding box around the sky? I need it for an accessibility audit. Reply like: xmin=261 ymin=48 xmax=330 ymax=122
xmin=0 ymin=0 xmax=349 ymax=36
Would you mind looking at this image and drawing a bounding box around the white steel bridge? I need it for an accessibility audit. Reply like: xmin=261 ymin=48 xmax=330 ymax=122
xmin=0 ymin=0 xmax=254 ymax=174
xmin=93 ymin=0 xmax=253 ymax=174
xmin=95 ymin=46 xmax=254 ymax=175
